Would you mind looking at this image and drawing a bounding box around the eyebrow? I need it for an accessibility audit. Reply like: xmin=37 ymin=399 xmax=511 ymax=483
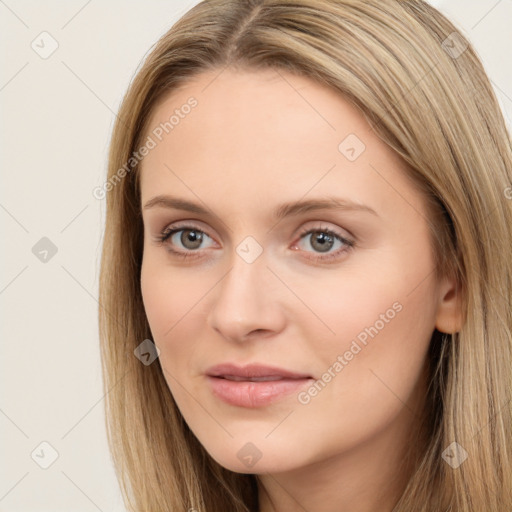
xmin=143 ymin=194 xmax=378 ymax=219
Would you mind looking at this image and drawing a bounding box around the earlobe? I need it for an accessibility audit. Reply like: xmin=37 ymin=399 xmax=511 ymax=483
xmin=434 ymin=277 xmax=464 ymax=334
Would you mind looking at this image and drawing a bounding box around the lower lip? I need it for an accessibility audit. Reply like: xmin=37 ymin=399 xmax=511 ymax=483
xmin=206 ymin=376 xmax=313 ymax=407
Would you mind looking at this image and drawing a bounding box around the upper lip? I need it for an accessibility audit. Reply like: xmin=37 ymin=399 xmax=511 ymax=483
xmin=206 ymin=363 xmax=312 ymax=380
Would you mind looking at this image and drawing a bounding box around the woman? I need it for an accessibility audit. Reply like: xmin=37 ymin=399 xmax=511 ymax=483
xmin=98 ymin=0 xmax=512 ymax=510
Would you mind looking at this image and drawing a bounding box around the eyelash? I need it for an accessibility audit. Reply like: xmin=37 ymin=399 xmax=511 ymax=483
xmin=155 ymin=223 xmax=355 ymax=263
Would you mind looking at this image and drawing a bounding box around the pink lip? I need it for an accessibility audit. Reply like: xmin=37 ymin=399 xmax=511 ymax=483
xmin=205 ymin=363 xmax=314 ymax=408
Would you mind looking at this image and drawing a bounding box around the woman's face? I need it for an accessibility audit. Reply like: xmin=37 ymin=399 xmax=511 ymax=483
xmin=139 ymin=67 xmax=459 ymax=474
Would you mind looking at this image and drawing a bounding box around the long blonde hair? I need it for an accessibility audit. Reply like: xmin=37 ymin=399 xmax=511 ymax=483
xmin=98 ymin=0 xmax=512 ymax=510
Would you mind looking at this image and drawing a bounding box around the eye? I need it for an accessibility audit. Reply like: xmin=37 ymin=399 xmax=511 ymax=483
xmin=292 ymin=225 xmax=354 ymax=262
xmin=154 ymin=222 xmax=355 ymax=263
xmin=156 ymin=223 xmax=215 ymax=260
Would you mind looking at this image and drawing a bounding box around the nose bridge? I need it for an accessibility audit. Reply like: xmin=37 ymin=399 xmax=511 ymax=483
xmin=207 ymin=240 xmax=283 ymax=341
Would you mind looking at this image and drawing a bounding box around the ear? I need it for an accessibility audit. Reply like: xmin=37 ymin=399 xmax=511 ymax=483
xmin=435 ymin=275 xmax=464 ymax=334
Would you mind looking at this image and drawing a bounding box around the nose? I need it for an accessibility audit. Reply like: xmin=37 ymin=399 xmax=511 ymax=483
xmin=207 ymin=247 xmax=286 ymax=343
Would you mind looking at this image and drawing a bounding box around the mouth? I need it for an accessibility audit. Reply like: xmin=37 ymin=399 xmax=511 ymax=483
xmin=205 ymin=363 xmax=314 ymax=407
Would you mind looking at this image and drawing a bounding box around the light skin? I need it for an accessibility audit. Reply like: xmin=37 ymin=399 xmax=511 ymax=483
xmin=139 ymin=67 xmax=462 ymax=512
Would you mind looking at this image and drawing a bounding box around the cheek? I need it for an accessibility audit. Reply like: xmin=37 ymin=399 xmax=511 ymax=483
xmin=140 ymin=257 xmax=218 ymax=437
xmin=140 ymin=256 xmax=194 ymax=346
xmin=281 ymin=286 xmax=437 ymax=469
xmin=140 ymin=256 xmax=211 ymax=377
xmin=287 ymin=251 xmax=430 ymax=358
xmin=141 ymin=242 xmax=199 ymax=322
xmin=141 ymin=258 xmax=171 ymax=338
xmin=293 ymin=239 xmax=438 ymax=408
xmin=315 ymin=231 xmax=437 ymax=346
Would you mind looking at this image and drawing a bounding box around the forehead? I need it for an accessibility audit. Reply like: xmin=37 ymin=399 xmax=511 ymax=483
xmin=139 ymin=67 xmax=419 ymax=219
xmin=144 ymin=67 xmax=371 ymax=147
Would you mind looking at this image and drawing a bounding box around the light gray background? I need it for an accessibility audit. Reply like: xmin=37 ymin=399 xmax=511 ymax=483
xmin=1 ymin=1 xmax=511 ymax=510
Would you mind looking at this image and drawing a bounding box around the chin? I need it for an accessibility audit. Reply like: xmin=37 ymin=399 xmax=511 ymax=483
xmin=202 ymin=438 xmax=307 ymax=475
